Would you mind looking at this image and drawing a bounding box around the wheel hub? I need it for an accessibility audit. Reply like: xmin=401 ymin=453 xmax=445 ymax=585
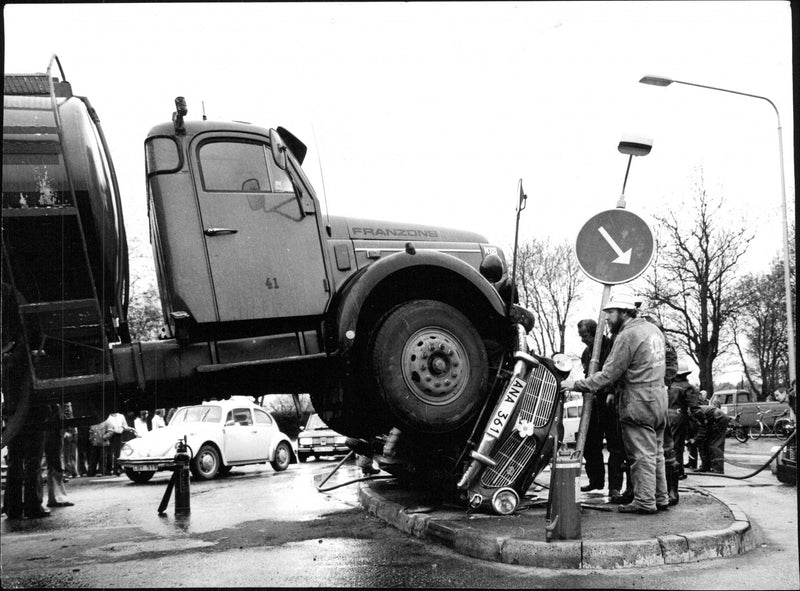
xmin=199 ymin=453 xmax=215 ymax=472
xmin=401 ymin=327 xmax=469 ymax=405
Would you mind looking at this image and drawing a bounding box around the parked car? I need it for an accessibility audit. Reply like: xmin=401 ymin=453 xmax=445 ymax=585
xmin=297 ymin=413 xmax=349 ymax=462
xmin=118 ymin=397 xmax=295 ymax=483
xmin=770 ymin=428 xmax=797 ymax=486
xmin=716 ymin=389 xmax=788 ymax=428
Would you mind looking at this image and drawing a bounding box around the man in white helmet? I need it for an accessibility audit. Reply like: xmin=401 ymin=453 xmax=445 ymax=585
xmin=562 ymin=291 xmax=669 ymax=514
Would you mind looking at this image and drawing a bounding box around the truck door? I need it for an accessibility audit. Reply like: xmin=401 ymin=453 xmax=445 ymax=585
xmin=191 ymin=134 xmax=329 ymax=323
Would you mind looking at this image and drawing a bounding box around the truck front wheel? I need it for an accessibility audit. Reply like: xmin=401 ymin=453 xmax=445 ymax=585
xmin=370 ymin=300 xmax=488 ymax=434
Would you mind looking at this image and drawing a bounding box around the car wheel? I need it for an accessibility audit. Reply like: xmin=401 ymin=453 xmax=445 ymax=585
xmin=270 ymin=441 xmax=291 ymax=472
xmin=369 ymin=300 xmax=488 ymax=434
xmin=124 ymin=468 xmax=155 ymax=483
xmin=218 ymin=465 xmax=233 ymax=476
xmin=191 ymin=444 xmax=220 ymax=480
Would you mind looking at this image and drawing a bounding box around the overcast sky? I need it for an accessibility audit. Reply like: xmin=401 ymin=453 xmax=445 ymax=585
xmin=4 ymin=2 xmax=794 ymax=375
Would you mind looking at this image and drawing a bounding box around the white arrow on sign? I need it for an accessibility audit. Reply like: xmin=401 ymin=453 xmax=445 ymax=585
xmin=598 ymin=226 xmax=632 ymax=265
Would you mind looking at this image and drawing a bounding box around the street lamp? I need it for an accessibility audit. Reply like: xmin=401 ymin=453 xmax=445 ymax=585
xmin=639 ymin=75 xmax=796 ymax=386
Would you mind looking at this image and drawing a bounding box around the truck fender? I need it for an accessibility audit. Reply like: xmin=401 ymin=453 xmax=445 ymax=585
xmin=327 ymin=248 xmax=507 ymax=356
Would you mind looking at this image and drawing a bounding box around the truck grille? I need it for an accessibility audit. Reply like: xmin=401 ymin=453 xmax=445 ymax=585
xmin=480 ymin=365 xmax=558 ymax=488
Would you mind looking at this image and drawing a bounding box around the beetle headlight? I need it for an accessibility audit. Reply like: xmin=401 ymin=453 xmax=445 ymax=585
xmin=491 ymin=487 xmax=519 ymax=515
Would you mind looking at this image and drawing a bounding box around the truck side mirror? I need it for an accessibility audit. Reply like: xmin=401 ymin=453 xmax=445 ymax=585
xmin=269 ymin=129 xmax=287 ymax=170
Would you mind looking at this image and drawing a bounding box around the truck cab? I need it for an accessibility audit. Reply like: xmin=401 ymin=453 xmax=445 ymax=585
xmin=134 ymin=99 xmax=517 ymax=439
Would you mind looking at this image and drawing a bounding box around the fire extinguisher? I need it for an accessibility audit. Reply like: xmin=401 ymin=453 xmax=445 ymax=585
xmin=174 ymin=436 xmax=191 ymax=515
xmin=158 ymin=436 xmax=191 ymax=515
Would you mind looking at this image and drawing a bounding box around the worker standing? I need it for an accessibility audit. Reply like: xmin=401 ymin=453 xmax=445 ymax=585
xmin=562 ymin=292 xmax=669 ymax=514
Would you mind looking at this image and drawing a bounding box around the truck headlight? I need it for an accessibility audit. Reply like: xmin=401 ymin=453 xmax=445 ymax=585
xmin=299 ymin=438 xmax=312 ymax=446
xmin=335 ymin=436 xmax=346 ymax=444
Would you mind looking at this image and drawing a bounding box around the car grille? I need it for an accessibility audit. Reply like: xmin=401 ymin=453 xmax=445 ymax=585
xmin=480 ymin=364 xmax=558 ymax=488
xmin=784 ymin=444 xmax=796 ymax=463
xmin=518 ymin=365 xmax=559 ymax=427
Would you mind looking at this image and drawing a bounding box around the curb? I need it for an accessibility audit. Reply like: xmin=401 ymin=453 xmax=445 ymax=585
xmin=358 ymin=484 xmax=755 ymax=569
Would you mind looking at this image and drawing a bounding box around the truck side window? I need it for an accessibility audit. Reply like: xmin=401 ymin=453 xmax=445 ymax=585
xmin=266 ymin=157 xmax=294 ymax=193
xmin=145 ymin=137 xmax=180 ymax=175
xmin=198 ymin=141 xmax=270 ymax=192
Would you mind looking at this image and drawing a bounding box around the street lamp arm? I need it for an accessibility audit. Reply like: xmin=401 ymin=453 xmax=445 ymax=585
xmin=668 ymin=79 xmax=781 ymax=126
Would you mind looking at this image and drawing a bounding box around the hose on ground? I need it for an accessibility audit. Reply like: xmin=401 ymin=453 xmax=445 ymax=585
xmin=314 ymin=450 xmax=393 ymax=493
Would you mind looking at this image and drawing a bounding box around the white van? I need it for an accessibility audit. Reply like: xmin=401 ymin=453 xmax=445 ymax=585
xmin=562 ymin=398 xmax=583 ymax=444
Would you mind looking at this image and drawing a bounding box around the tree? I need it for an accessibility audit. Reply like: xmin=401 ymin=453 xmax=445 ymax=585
xmin=730 ymin=262 xmax=787 ymax=399
xmin=640 ymin=170 xmax=753 ymax=394
xmin=126 ymin=237 xmax=163 ymax=341
xmin=731 ymin=223 xmax=795 ymax=398
xmin=515 ymin=238 xmax=584 ymax=355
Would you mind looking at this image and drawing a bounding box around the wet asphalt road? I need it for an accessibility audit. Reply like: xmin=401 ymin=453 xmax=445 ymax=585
xmin=1 ymin=439 xmax=797 ymax=588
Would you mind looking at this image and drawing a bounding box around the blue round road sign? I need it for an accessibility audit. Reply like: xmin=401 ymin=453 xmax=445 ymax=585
xmin=575 ymin=209 xmax=655 ymax=284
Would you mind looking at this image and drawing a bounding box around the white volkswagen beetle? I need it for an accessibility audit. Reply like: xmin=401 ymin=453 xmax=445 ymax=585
xmin=119 ymin=397 xmax=295 ymax=483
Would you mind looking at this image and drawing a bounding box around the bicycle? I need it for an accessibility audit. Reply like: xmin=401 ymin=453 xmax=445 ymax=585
xmin=726 ymin=412 xmax=749 ymax=443
xmin=749 ymin=406 xmax=793 ymax=440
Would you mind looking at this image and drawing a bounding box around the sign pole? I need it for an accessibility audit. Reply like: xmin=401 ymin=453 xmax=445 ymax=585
xmin=547 ymin=136 xmax=653 ymax=542
xmin=574 ymin=284 xmax=612 ymax=454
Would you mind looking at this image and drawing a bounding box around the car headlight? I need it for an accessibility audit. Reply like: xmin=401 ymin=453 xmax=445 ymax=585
xmin=299 ymin=438 xmax=312 ymax=446
xmin=335 ymin=436 xmax=346 ymax=444
xmin=491 ymin=487 xmax=519 ymax=515
xmin=121 ymin=443 xmax=133 ymax=456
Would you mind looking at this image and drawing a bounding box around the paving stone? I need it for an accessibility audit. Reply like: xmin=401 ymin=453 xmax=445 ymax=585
xmin=501 ymin=538 xmax=581 ymax=568
xmin=681 ymin=528 xmax=741 ymax=560
xmin=582 ymin=538 xmax=664 ymax=569
xmin=453 ymin=529 xmax=506 ymax=562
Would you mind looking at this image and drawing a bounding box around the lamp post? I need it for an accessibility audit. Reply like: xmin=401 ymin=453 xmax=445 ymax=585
xmin=639 ymin=75 xmax=795 ymax=386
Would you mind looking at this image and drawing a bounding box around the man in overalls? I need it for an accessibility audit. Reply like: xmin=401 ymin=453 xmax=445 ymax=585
xmin=562 ymin=292 xmax=669 ymax=514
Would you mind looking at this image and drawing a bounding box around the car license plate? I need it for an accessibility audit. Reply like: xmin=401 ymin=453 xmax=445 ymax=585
xmin=131 ymin=464 xmax=159 ymax=471
xmin=316 ymin=447 xmax=334 ymax=452
xmin=486 ymin=376 xmax=526 ymax=438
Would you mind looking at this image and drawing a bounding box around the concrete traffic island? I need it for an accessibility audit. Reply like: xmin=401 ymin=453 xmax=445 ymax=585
xmin=358 ymin=480 xmax=757 ymax=569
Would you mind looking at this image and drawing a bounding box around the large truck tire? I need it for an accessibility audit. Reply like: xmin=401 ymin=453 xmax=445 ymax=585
xmin=370 ymin=300 xmax=488 ymax=434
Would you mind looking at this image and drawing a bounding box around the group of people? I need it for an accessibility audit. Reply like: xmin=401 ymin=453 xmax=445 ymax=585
xmin=562 ymin=292 xmax=731 ymax=515
xmin=79 ymin=408 xmax=168 ymax=478
xmin=2 ymin=405 xmax=169 ymax=520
